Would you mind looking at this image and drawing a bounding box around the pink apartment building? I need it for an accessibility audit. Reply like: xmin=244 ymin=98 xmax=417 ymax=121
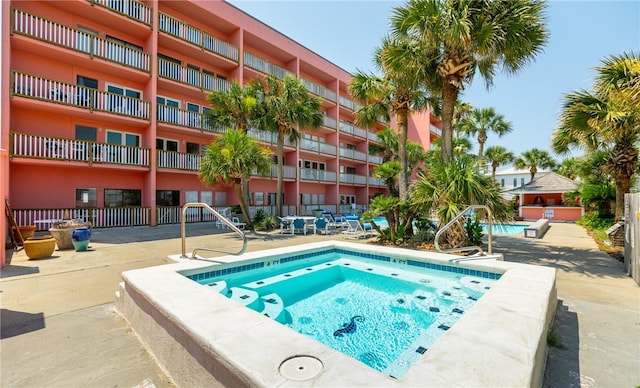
xmin=1 ymin=0 xmax=441 ymax=267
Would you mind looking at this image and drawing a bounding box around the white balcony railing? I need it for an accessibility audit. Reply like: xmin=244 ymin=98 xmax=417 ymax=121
xmin=243 ymin=52 xmax=289 ymax=79
xmin=339 ymin=148 xmax=367 ymax=162
xmin=12 ymin=71 xmax=151 ymax=120
xmin=12 ymin=8 xmax=151 ymax=72
xmin=11 ymin=132 xmax=150 ymax=167
xmin=88 ymin=0 xmax=153 ymax=26
xmin=301 ymin=77 xmax=337 ymax=102
xmin=158 ymin=58 xmax=231 ymax=92
xmin=300 ymin=169 xmax=337 ymax=182
xmin=339 ymin=120 xmax=367 ymax=138
xmin=156 ymin=104 xmax=225 ymax=133
xmin=247 ymin=128 xmax=295 ymax=147
xmin=159 ymin=12 xmax=239 ymax=61
xmin=157 ymin=150 xmax=201 ymax=171
xmin=339 ymin=173 xmax=367 ymax=185
xmin=300 ymin=139 xmax=337 ymax=156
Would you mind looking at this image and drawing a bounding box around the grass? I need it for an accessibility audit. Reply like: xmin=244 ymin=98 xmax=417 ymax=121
xmin=547 ymin=329 xmax=566 ymax=349
xmin=576 ymin=212 xmax=624 ymax=261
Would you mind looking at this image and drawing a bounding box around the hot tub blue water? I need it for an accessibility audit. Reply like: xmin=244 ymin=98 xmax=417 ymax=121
xmin=190 ymin=249 xmax=498 ymax=378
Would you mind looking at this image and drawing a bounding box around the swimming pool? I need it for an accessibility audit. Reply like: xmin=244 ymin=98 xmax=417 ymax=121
xmin=481 ymin=222 xmax=530 ymax=235
xmin=116 ymin=241 xmax=556 ymax=387
xmin=192 ymin=250 xmax=498 ymax=378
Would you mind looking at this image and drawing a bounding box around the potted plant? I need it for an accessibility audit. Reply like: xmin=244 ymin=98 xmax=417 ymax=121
xmin=49 ymin=219 xmax=91 ymax=250
xmin=23 ymin=235 xmax=56 ymax=259
xmin=313 ymin=208 xmax=324 ymax=218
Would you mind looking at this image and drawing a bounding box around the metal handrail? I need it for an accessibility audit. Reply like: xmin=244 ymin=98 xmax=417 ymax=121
xmin=180 ymin=203 xmax=247 ymax=259
xmin=434 ymin=205 xmax=493 ymax=256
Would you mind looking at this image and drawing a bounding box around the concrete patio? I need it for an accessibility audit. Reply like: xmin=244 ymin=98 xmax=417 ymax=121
xmin=1 ymin=222 xmax=638 ymax=387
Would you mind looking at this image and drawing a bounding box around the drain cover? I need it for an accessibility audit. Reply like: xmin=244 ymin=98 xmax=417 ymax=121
xmin=279 ymin=356 xmax=323 ymax=381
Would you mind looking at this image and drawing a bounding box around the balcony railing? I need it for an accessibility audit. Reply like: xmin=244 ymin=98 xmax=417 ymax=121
xmin=368 ymin=154 xmax=383 ymax=164
xmin=247 ymin=128 xmax=295 ymax=147
xmin=339 ymin=148 xmax=367 ymax=162
xmin=339 ymin=95 xmax=362 ymax=111
xmin=430 ymin=124 xmax=442 ymax=137
xmin=156 ymin=104 xmax=225 ymax=133
xmin=11 ymin=8 xmax=151 ymax=72
xmin=301 ymin=78 xmax=337 ymax=102
xmin=369 ymin=176 xmax=385 ymax=187
xmin=11 ymin=71 xmax=151 ymax=120
xmin=254 ymin=165 xmax=296 ymax=179
xmin=13 ymin=206 xmax=151 ymax=229
xmin=300 ymin=168 xmax=337 ymax=182
xmin=300 ymin=139 xmax=337 ymax=156
xmin=339 ymin=173 xmax=367 ymax=185
xmin=11 ymin=132 xmax=151 ymax=167
xmin=88 ymin=0 xmax=153 ymax=26
xmin=339 ymin=120 xmax=367 ymax=138
xmin=243 ymin=52 xmax=289 ymax=79
xmin=159 ymin=12 xmax=239 ymax=62
xmin=157 ymin=150 xmax=201 ymax=171
xmin=323 ymin=116 xmax=337 ymax=129
xmin=368 ymin=131 xmax=380 ymax=143
xmin=158 ymin=58 xmax=231 ymax=92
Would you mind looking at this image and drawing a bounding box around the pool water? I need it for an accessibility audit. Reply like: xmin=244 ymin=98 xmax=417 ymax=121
xmin=481 ymin=223 xmax=530 ymax=235
xmin=197 ymin=251 xmax=497 ymax=378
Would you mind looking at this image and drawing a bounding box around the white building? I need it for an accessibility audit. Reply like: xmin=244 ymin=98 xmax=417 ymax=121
xmin=492 ymin=166 xmax=552 ymax=191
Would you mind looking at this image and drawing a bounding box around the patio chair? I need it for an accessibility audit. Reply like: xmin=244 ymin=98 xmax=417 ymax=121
xmin=341 ymin=219 xmax=367 ymax=239
xmin=232 ymin=217 xmax=246 ymax=229
xmin=315 ymin=217 xmax=330 ymax=235
xmin=304 ymin=218 xmax=317 ymax=235
xmin=278 ymin=217 xmax=293 ymax=235
xmin=292 ymin=218 xmax=307 ymax=235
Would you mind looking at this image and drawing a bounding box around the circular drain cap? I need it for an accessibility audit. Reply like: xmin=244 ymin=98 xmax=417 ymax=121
xmin=279 ymin=356 xmax=323 ymax=381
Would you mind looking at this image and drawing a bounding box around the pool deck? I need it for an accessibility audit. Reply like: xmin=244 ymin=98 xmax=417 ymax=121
xmin=2 ymin=222 xmax=639 ymax=387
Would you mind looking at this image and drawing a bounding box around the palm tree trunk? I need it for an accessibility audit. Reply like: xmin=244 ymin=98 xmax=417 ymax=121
xmin=441 ymin=82 xmax=460 ymax=162
xmin=614 ymin=170 xmax=631 ymax=222
xmin=397 ymin=107 xmax=409 ymax=200
xmin=276 ymin=131 xmax=285 ymax=217
xmin=235 ymin=179 xmax=253 ymax=230
xmin=477 ymin=132 xmax=487 ymax=160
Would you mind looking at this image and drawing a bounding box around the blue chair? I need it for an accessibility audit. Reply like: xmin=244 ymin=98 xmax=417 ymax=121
xmin=292 ymin=218 xmax=306 ymax=234
xmin=315 ymin=217 xmax=329 ymax=235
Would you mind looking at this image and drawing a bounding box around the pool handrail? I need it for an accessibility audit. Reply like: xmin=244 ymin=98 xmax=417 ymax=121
xmin=180 ymin=203 xmax=247 ymax=259
xmin=434 ymin=204 xmax=493 ymax=256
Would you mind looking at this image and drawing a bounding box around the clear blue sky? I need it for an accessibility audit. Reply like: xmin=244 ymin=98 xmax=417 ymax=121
xmin=226 ymin=0 xmax=640 ymax=162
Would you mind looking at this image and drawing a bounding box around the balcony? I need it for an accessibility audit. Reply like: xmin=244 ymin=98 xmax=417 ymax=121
xmin=301 ymin=78 xmax=337 ymax=102
xmin=368 ymin=154 xmax=383 ymax=165
xmin=11 ymin=132 xmax=151 ymax=168
xmin=254 ymin=165 xmax=296 ymax=179
xmin=299 ymin=139 xmax=337 ymax=156
xmin=243 ymin=52 xmax=289 ymax=79
xmin=247 ymin=128 xmax=295 ymax=147
xmin=339 ymin=148 xmax=367 ymax=162
xmin=369 ymin=176 xmax=386 ymax=187
xmin=157 ymin=150 xmax=201 ymax=171
xmin=88 ymin=0 xmax=153 ymax=26
xmin=430 ymin=124 xmax=442 ymax=137
xmin=323 ymin=116 xmax=337 ymax=130
xmin=368 ymin=131 xmax=380 ymax=143
xmin=11 ymin=8 xmax=151 ymax=72
xmin=11 ymin=71 xmax=151 ymax=120
xmin=157 ymin=104 xmax=225 ymax=134
xmin=339 ymin=173 xmax=367 ymax=185
xmin=339 ymin=120 xmax=367 ymax=138
xmin=300 ymin=168 xmax=337 ymax=183
xmin=158 ymin=58 xmax=231 ymax=92
xmin=158 ymin=12 xmax=239 ymax=62
xmin=339 ymin=95 xmax=362 ymax=111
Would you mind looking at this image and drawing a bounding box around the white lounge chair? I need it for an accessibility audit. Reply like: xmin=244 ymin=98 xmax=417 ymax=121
xmin=232 ymin=217 xmax=246 ymax=229
xmin=278 ymin=217 xmax=293 ymax=234
xmin=341 ymin=219 xmax=368 ymax=239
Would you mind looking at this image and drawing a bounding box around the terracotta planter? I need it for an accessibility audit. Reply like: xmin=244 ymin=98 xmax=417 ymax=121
xmin=23 ymin=236 xmax=56 ymax=260
xmin=17 ymin=225 xmax=36 ymax=241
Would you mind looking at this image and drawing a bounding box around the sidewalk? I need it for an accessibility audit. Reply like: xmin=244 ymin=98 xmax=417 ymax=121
xmin=1 ymin=222 xmax=638 ymax=387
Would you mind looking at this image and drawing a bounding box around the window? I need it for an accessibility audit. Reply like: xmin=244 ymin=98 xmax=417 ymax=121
xmin=75 ymin=125 xmax=96 ymax=141
xmin=186 ymin=102 xmax=201 ymax=127
xmin=521 ymin=178 xmax=525 ymax=186
xmin=157 ymin=95 xmax=180 ymax=124
xmin=106 ymin=84 xmax=141 ymax=115
xmin=186 ymin=64 xmax=200 ymax=87
xmin=500 ymin=178 xmax=505 ymax=187
xmin=156 ymin=138 xmax=178 ymax=152
xmin=186 ymin=142 xmax=200 ymax=154
xmin=104 ymin=189 xmax=141 ymax=207
xmin=107 ymin=130 xmax=140 ymax=147
xmin=76 ymin=188 xmax=97 ymax=208
xmin=76 ymin=26 xmax=98 ymax=55
xmin=105 ymin=130 xmax=140 ymax=164
xmin=513 ymin=178 xmax=517 ymax=187
xmin=158 ymin=54 xmax=181 ymax=80
xmin=156 ymin=190 xmax=180 ymax=206
xmin=76 ymin=76 xmax=98 ymax=107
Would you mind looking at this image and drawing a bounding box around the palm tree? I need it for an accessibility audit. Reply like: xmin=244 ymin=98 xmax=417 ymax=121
xmin=199 ymin=129 xmax=272 ymax=230
xmin=552 ymin=52 xmax=640 ymax=221
xmin=350 ymin=36 xmax=433 ymax=200
xmin=411 ymin=153 xmax=512 ymax=250
xmin=485 ymin=145 xmax=515 ymax=180
xmin=389 ymin=0 xmax=548 ymax=161
xmin=514 ymin=148 xmax=556 ymax=181
xmin=253 ymin=74 xmax=323 ymax=217
xmin=205 ymin=80 xmax=262 ymax=204
xmin=452 ymin=100 xmax=473 ymax=136
xmin=554 ymin=157 xmax=581 ymax=180
xmin=459 ymin=107 xmax=513 ymax=161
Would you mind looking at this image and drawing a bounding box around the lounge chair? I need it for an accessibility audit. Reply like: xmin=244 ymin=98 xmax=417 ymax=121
xmin=341 ymin=219 xmax=368 ymax=239
xmin=231 ymin=217 xmax=246 ymax=229
xmin=304 ymin=218 xmax=317 ymax=235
